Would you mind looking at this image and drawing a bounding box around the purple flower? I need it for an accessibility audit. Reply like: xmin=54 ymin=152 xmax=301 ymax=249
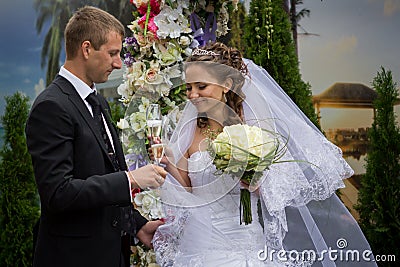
xmin=124 ymin=36 xmax=138 ymax=46
xmin=124 ymin=52 xmax=135 ymax=67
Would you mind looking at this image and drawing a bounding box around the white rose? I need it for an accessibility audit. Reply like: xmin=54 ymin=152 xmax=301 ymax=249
xmin=179 ymin=36 xmax=191 ymax=46
xmin=137 ymin=192 xmax=155 ymax=214
xmin=224 ymin=125 xmax=251 ymax=161
xmin=145 ymin=67 xmax=164 ymax=85
xmin=213 ymin=131 xmax=231 ymax=157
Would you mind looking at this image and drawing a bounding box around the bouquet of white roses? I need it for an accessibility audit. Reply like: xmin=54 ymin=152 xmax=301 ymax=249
xmin=209 ymin=124 xmax=286 ymax=225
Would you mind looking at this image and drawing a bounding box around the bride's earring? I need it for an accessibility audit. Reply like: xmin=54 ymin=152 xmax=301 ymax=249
xmin=223 ymin=93 xmax=227 ymax=103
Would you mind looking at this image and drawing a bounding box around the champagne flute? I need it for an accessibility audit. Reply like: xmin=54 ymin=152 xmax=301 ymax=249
xmin=151 ymin=143 xmax=165 ymax=165
xmin=146 ymin=104 xmax=162 ymax=145
xmin=151 ymin=116 xmax=172 ymax=166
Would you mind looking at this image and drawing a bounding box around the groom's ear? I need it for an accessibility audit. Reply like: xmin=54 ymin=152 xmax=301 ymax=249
xmin=81 ymin=41 xmax=91 ymax=59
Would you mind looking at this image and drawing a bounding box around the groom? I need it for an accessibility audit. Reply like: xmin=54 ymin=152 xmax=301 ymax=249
xmin=26 ymin=6 xmax=166 ymax=267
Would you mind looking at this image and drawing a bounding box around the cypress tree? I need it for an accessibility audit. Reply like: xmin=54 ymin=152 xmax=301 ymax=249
xmin=0 ymin=92 xmax=40 ymax=267
xmin=243 ymin=0 xmax=319 ymax=128
xmin=227 ymin=1 xmax=246 ymax=52
xmin=355 ymin=67 xmax=400 ymax=265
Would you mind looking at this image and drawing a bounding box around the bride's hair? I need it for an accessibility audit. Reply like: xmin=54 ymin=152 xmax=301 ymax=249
xmin=186 ymin=42 xmax=248 ymax=128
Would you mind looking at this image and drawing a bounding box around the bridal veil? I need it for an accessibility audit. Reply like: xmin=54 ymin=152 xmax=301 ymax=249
xmin=153 ymin=59 xmax=377 ymax=266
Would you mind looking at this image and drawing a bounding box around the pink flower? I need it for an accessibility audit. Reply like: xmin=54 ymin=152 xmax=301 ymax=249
xmin=147 ymin=17 xmax=159 ymax=35
xmin=137 ymin=0 xmax=161 ymax=16
xmin=138 ymin=16 xmax=159 ymax=37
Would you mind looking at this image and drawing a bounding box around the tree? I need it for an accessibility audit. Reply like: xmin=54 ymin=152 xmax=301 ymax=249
xmin=282 ymin=0 xmax=311 ymax=58
xmin=34 ymin=0 xmax=71 ymax=86
xmin=34 ymin=0 xmax=135 ymax=86
xmin=243 ymin=0 xmax=319 ymax=128
xmin=355 ymin=67 xmax=400 ymax=265
xmin=227 ymin=1 xmax=247 ymax=52
xmin=0 ymin=92 xmax=40 ymax=267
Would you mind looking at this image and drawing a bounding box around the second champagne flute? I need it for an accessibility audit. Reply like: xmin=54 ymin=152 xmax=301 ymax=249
xmin=151 ymin=143 xmax=165 ymax=165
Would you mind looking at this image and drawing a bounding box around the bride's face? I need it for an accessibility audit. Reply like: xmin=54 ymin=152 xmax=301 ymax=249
xmin=185 ymin=65 xmax=229 ymax=113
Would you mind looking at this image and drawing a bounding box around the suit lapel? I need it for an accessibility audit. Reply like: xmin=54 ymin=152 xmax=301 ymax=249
xmin=54 ymin=76 xmax=115 ymax=167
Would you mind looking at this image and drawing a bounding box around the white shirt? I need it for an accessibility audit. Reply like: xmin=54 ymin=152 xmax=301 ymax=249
xmin=59 ymin=67 xmax=133 ymax=199
xmin=59 ymin=66 xmax=115 ymax=151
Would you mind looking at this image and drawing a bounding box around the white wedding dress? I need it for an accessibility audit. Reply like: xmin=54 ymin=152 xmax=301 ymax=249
xmin=152 ymin=59 xmax=377 ymax=267
xmin=153 ymin=150 xmax=283 ymax=267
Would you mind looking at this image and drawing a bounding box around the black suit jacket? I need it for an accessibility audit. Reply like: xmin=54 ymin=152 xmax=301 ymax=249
xmin=26 ymin=75 xmax=147 ymax=267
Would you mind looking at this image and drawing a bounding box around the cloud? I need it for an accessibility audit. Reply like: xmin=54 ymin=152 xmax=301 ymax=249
xmin=323 ymin=35 xmax=358 ymax=56
xmin=367 ymin=0 xmax=400 ymax=16
xmin=383 ymin=0 xmax=400 ymax=16
xmin=17 ymin=65 xmax=32 ymax=75
xmin=34 ymin=78 xmax=45 ymax=97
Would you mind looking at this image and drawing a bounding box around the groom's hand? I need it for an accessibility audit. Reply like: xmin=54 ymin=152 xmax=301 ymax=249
xmin=136 ymin=220 xmax=165 ymax=248
xmin=128 ymin=164 xmax=167 ymax=189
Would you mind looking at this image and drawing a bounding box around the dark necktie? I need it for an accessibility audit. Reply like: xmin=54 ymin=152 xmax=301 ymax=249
xmin=86 ymin=93 xmax=133 ymax=241
xmin=86 ymin=92 xmax=120 ymax=171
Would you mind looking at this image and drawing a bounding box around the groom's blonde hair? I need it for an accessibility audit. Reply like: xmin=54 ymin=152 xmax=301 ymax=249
xmin=64 ymin=6 xmax=125 ymax=59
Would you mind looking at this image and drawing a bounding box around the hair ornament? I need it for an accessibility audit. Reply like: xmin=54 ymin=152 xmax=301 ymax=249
xmin=192 ymin=48 xmax=220 ymax=56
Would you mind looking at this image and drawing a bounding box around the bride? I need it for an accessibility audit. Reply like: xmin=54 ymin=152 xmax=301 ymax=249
xmin=152 ymin=42 xmax=377 ymax=267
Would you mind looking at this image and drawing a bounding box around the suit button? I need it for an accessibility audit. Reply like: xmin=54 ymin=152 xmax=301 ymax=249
xmin=112 ymin=220 xmax=118 ymax=227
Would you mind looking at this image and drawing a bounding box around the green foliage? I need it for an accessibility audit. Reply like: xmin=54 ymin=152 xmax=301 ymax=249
xmin=0 ymin=92 xmax=40 ymax=267
xmin=355 ymin=67 xmax=400 ymax=265
xmin=243 ymin=0 xmax=319 ymax=128
xmin=227 ymin=1 xmax=246 ymax=52
xmin=34 ymin=0 xmax=136 ymax=86
xmin=109 ymin=100 xmax=127 ymax=126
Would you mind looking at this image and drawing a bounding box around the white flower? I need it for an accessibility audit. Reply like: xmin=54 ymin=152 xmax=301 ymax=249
xmin=129 ymin=112 xmax=146 ymax=134
xmin=213 ymin=124 xmax=277 ymax=168
xmin=154 ymin=5 xmax=191 ymax=39
xmin=138 ymin=97 xmax=150 ymax=113
xmin=134 ymin=191 xmax=155 ymax=214
xmin=117 ymin=82 xmax=129 ymax=99
xmin=163 ymin=63 xmax=181 ymax=79
xmin=145 ymin=67 xmax=164 ymax=85
xmin=134 ymin=190 xmax=165 ymax=220
xmin=154 ymin=42 xmax=183 ymax=66
xmin=184 ymin=47 xmax=193 ymax=57
xmin=157 ymin=82 xmax=172 ymax=96
xmin=145 ymin=250 xmax=157 ymax=265
xmin=116 ymin=118 xmax=130 ymax=130
xmin=179 ymin=35 xmax=191 ymax=46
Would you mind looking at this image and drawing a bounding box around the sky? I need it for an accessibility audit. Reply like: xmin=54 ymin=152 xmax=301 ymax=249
xmin=1 ymin=0 xmax=400 ymax=173
xmin=0 ymin=0 xmax=46 ymax=118
xmin=298 ymin=0 xmax=400 ymax=130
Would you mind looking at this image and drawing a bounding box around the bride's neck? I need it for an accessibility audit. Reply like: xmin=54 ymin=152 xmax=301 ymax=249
xmin=198 ymin=119 xmax=223 ymax=140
